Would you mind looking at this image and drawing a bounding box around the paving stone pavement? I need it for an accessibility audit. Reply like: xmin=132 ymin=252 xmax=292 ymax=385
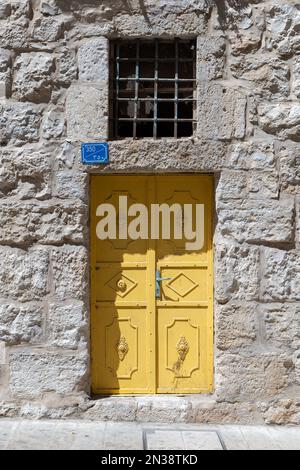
xmin=0 ymin=420 xmax=300 ymax=450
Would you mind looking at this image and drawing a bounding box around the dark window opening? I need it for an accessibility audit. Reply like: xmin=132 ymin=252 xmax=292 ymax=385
xmin=110 ymin=39 xmax=196 ymax=140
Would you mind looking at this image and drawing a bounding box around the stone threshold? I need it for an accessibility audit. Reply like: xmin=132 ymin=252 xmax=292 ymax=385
xmin=82 ymin=395 xmax=258 ymax=424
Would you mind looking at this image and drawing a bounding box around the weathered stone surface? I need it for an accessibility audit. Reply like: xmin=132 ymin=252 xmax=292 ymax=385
xmin=40 ymin=0 xmax=61 ymax=17
xmin=42 ymin=107 xmax=65 ymax=139
xmin=78 ymin=37 xmax=109 ymax=82
xmin=113 ymin=1 xmax=208 ymax=37
xmin=0 ymin=303 xmax=43 ymax=346
xmin=266 ymin=3 xmax=300 ymax=56
xmin=258 ymin=103 xmax=300 ymax=141
xmin=31 ymin=16 xmax=65 ymax=42
xmin=13 ymin=53 xmax=54 ymax=103
xmin=66 ymin=83 xmax=108 ymax=140
xmin=292 ymin=55 xmax=300 ymax=98
xmin=231 ymin=56 xmax=290 ymax=98
xmin=0 ymin=2 xmax=11 ymax=20
xmin=226 ymin=142 xmax=276 ymax=171
xmin=194 ymin=402 xmax=259 ymax=425
xmin=0 ymin=247 xmax=49 ymax=301
xmin=51 ymin=246 xmax=88 ymax=301
xmin=217 ymin=169 xmax=279 ymax=200
xmin=216 ymin=353 xmax=289 ymax=402
xmin=261 ymin=399 xmax=300 ymax=425
xmin=0 ymin=102 xmax=40 ymax=145
xmin=261 ymin=248 xmax=300 ymax=302
xmin=0 ymin=48 xmax=11 ymax=71
xmin=216 ymin=303 xmax=257 ymax=351
xmin=55 ymin=47 xmax=77 ymax=86
xmin=215 ymin=242 xmax=260 ymax=304
xmin=197 ymin=83 xmax=246 ymax=140
xmin=0 ymin=147 xmax=52 ymax=199
xmin=9 ymin=351 xmax=88 ymax=398
xmin=53 ymin=171 xmax=88 ymax=202
xmin=263 ymin=304 xmax=300 ymax=352
xmin=197 ymin=35 xmax=225 ymax=81
xmin=217 ymin=197 xmax=294 ymax=244
xmin=104 ymin=139 xmax=227 ymax=172
xmin=0 ymin=200 xmax=87 ymax=245
xmin=47 ymin=302 xmax=88 ymax=350
xmin=279 ymin=146 xmax=300 ymax=194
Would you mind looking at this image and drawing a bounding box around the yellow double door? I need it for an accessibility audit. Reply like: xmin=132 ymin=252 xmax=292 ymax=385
xmin=91 ymin=175 xmax=213 ymax=395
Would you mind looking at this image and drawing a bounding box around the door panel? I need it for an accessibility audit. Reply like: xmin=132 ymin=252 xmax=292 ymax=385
xmin=90 ymin=175 xmax=213 ymax=395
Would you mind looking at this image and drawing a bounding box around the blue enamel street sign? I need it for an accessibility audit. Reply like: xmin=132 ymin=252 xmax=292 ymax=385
xmin=81 ymin=142 xmax=109 ymax=165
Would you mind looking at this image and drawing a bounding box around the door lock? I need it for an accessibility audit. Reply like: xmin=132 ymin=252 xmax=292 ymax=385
xmin=156 ymin=269 xmax=172 ymax=299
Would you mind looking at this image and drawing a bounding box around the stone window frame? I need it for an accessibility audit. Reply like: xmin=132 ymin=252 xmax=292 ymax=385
xmin=109 ymin=38 xmax=197 ymax=140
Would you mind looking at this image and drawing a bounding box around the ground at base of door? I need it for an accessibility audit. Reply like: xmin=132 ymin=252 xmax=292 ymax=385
xmin=0 ymin=419 xmax=299 ymax=450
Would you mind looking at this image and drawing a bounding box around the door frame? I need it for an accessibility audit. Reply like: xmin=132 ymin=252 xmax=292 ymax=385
xmin=89 ymin=173 xmax=215 ymax=396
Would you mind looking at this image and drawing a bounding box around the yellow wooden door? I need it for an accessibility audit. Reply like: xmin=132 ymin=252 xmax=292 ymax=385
xmin=90 ymin=175 xmax=213 ymax=395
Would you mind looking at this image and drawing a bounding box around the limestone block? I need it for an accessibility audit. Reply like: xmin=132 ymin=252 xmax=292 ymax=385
xmin=10 ymin=0 xmax=31 ymax=19
xmin=31 ymin=16 xmax=65 ymax=42
xmin=263 ymin=304 xmax=300 ymax=352
xmin=53 ymin=171 xmax=88 ymax=202
xmin=107 ymin=139 xmax=227 ymax=172
xmin=279 ymin=146 xmax=300 ymax=194
xmin=228 ymin=26 xmax=263 ymax=56
xmin=40 ymin=1 xmax=61 ymax=16
xmin=0 ymin=48 xmax=11 ymax=71
xmin=197 ymin=83 xmax=246 ymax=140
xmin=262 ymin=399 xmax=300 ymax=426
xmin=0 ymin=79 xmax=7 ymax=98
xmin=0 ymin=200 xmax=87 ymax=245
xmin=42 ymin=107 xmax=65 ymax=139
xmin=0 ymin=14 xmax=29 ymax=49
xmin=227 ymin=141 xmax=276 ymax=171
xmin=231 ymin=56 xmax=290 ymax=98
xmin=51 ymin=246 xmax=88 ymax=301
xmin=262 ymin=248 xmax=300 ymax=302
xmin=292 ymin=56 xmax=300 ymax=99
xmin=0 ymin=303 xmax=43 ymax=345
xmin=113 ymin=3 xmax=208 ymax=38
xmin=55 ymin=47 xmax=77 ymax=86
xmin=217 ymin=197 xmax=294 ymax=244
xmin=0 ymin=247 xmax=49 ymax=301
xmin=0 ymin=342 xmax=6 ymax=365
xmin=216 ymin=303 xmax=257 ymax=351
xmin=297 ymin=197 xmax=300 ymax=245
xmin=9 ymin=351 xmax=88 ymax=398
xmin=0 ymin=101 xmax=40 ymax=145
xmin=215 ymin=242 xmax=260 ymax=303
xmin=0 ymin=2 xmax=11 ymax=20
xmin=66 ymin=83 xmax=108 ymax=140
xmin=13 ymin=52 xmax=54 ymax=103
xmin=217 ymin=169 xmax=279 ymax=200
xmin=258 ymin=103 xmax=300 ymax=141
xmin=47 ymin=302 xmax=88 ymax=350
xmin=78 ymin=37 xmax=109 ymax=82
xmin=266 ymin=4 xmax=300 ymax=55
xmin=197 ymin=36 xmax=225 ymax=81
xmin=216 ymin=353 xmax=289 ymax=402
xmin=0 ymin=147 xmax=52 ymax=199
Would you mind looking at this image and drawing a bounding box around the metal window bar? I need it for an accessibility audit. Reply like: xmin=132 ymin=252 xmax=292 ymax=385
xmin=112 ymin=39 xmax=196 ymax=140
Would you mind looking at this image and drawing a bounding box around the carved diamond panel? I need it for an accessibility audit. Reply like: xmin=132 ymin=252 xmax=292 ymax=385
xmin=167 ymin=273 xmax=198 ymax=298
xmin=106 ymin=272 xmax=137 ymax=298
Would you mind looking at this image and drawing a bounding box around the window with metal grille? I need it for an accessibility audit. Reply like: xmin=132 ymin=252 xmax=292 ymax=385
xmin=110 ymin=39 xmax=196 ymax=139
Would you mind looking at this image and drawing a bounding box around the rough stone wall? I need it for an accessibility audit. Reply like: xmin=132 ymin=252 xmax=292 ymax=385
xmin=0 ymin=0 xmax=299 ymax=424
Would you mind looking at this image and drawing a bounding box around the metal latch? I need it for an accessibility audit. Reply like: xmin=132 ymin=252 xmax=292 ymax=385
xmin=156 ymin=269 xmax=172 ymax=299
